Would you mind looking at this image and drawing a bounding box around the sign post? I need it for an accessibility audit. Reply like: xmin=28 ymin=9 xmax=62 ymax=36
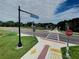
xmin=32 ymin=21 xmax=36 ymax=37
xmin=30 ymin=14 xmax=39 ymax=37
xmin=65 ymin=26 xmax=73 ymax=59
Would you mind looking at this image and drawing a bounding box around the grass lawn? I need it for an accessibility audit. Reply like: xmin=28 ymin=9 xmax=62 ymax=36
xmin=0 ymin=30 xmax=38 ymax=59
xmin=61 ymin=46 xmax=79 ymax=59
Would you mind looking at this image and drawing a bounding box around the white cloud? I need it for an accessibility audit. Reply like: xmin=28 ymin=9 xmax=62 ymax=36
xmin=53 ymin=7 xmax=79 ymax=24
xmin=0 ymin=0 xmax=65 ymax=23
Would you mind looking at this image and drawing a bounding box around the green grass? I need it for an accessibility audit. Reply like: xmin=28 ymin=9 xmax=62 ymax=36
xmin=61 ymin=46 xmax=79 ymax=59
xmin=0 ymin=30 xmax=38 ymax=59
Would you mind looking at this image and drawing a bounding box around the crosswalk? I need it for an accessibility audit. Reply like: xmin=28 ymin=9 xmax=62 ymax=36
xmin=46 ymin=33 xmax=59 ymax=41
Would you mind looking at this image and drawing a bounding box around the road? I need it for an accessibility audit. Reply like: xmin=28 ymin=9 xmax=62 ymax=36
xmin=0 ymin=27 xmax=79 ymax=44
xmin=59 ymin=34 xmax=79 ymax=44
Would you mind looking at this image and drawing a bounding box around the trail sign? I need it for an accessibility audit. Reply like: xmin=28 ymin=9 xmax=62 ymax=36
xmin=30 ymin=14 xmax=39 ymax=19
xmin=65 ymin=29 xmax=73 ymax=36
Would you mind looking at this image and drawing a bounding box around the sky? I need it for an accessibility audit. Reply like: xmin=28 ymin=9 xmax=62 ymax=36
xmin=0 ymin=0 xmax=79 ymax=24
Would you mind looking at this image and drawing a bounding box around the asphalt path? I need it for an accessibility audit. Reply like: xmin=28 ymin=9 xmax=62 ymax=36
xmin=0 ymin=27 xmax=79 ymax=44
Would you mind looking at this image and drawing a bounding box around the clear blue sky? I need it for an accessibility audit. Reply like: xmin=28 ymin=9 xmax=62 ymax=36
xmin=0 ymin=0 xmax=79 ymax=24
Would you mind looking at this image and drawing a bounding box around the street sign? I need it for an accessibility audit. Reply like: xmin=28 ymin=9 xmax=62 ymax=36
xmin=65 ymin=29 xmax=73 ymax=36
xmin=30 ymin=14 xmax=39 ymax=19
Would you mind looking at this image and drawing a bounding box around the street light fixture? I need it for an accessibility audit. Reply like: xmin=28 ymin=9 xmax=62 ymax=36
xmin=17 ymin=5 xmax=39 ymax=47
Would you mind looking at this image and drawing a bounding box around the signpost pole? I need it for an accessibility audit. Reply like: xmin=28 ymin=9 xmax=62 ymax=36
xmin=32 ymin=21 xmax=36 ymax=38
xmin=65 ymin=23 xmax=73 ymax=59
xmin=32 ymin=21 xmax=34 ymax=36
xmin=66 ymin=36 xmax=70 ymax=59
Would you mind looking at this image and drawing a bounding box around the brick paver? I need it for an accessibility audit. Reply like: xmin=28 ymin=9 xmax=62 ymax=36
xmin=37 ymin=45 xmax=49 ymax=59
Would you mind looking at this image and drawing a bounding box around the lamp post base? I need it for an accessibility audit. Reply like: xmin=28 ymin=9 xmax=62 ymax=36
xmin=17 ymin=46 xmax=23 ymax=49
xmin=17 ymin=43 xmax=23 ymax=49
xmin=18 ymin=42 xmax=22 ymax=47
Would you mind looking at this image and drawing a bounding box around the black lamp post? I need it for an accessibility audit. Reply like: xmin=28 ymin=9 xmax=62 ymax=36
xmin=17 ymin=5 xmax=39 ymax=47
xmin=18 ymin=6 xmax=22 ymax=47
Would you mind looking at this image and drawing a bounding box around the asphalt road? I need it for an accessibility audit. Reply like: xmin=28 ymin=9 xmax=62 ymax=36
xmin=0 ymin=27 xmax=79 ymax=44
xmin=59 ymin=34 xmax=79 ymax=44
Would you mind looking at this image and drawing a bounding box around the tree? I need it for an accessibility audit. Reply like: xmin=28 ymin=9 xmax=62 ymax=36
xmin=57 ymin=18 xmax=79 ymax=32
xmin=0 ymin=21 xmax=3 ymax=26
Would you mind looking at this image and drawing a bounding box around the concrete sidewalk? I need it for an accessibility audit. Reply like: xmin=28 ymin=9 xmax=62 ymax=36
xmin=21 ymin=36 xmax=46 ymax=59
xmin=21 ymin=34 xmax=76 ymax=59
